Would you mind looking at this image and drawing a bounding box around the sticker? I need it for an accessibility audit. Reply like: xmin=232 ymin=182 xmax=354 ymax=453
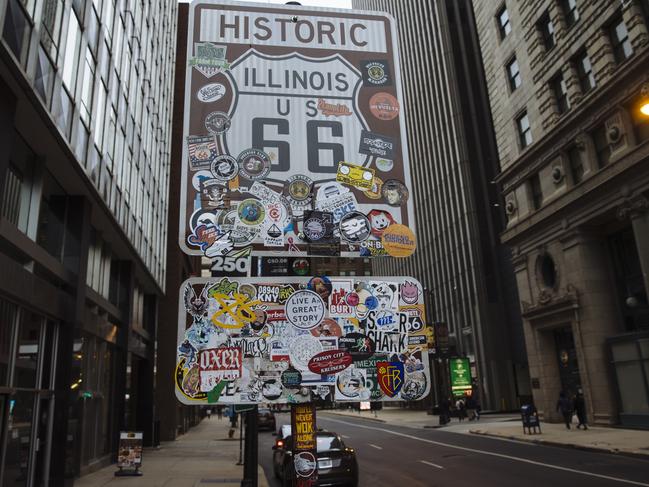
xmin=336 ymin=161 xmax=375 ymax=190
xmin=258 ymin=284 xmax=294 ymax=304
xmin=316 ymin=182 xmax=349 ymax=201
xmin=285 ymin=290 xmax=325 ymax=330
xmin=197 ymin=83 xmax=226 ymax=103
xmin=289 ymin=335 xmax=324 ymax=370
xmin=375 ymin=158 xmax=394 ymax=172
xmin=308 ymin=350 xmax=352 ymax=375
xmin=198 ymin=347 xmax=242 ymax=392
xmin=210 ymin=154 xmax=239 ymax=181
xmin=200 ymin=179 xmax=228 ymax=208
xmin=369 ymin=92 xmax=400 ymax=120
xmin=307 ymin=276 xmax=332 ymax=301
xmin=367 ymin=209 xmax=396 ymax=238
xmin=310 ymin=318 xmax=343 ymax=337
xmin=285 ymin=175 xmax=313 ymax=208
xmin=361 ymin=59 xmax=392 ymax=87
xmin=303 ymin=211 xmax=334 ymax=243
xmin=400 ymin=281 xmax=421 ymax=305
xmin=359 ymin=130 xmax=395 ymax=159
xmin=400 ymin=371 xmax=428 ymax=401
xmin=382 ymin=180 xmax=409 ymax=206
xmin=187 ymin=224 xmax=220 ymax=252
xmin=339 ymin=211 xmax=371 ymax=243
xmin=317 ymin=98 xmax=352 ymax=117
xmin=292 ymin=258 xmax=310 ymax=276
xmin=237 ymin=199 xmax=265 ymax=226
xmin=360 ymin=240 xmax=388 ymax=257
xmin=209 ymin=246 xmax=252 ymax=275
xmin=366 ymin=310 xmax=399 ymax=331
xmin=262 ymin=379 xmax=283 ymax=400
xmin=281 ymin=368 xmax=303 ymax=389
xmin=339 ymin=333 xmax=374 ymax=362
xmin=363 ymin=177 xmax=383 ymax=200
xmin=205 ymin=111 xmax=231 ymax=134
xmin=336 ymin=367 xmax=368 ymax=399
xmin=238 ymin=149 xmax=271 ymax=180
xmin=205 ymin=231 xmax=234 ymax=258
xmin=189 ymin=42 xmax=230 ymax=78
xmin=377 ymin=361 xmax=405 ymax=397
xmin=249 ymin=181 xmax=282 ymax=205
xmin=294 ymin=452 xmax=317 ymax=478
xmin=216 ymin=209 xmax=260 ymax=246
xmin=381 ymin=224 xmax=417 ymax=258
xmin=180 ymin=363 xmax=201 ymax=398
xmin=192 ymin=170 xmax=213 ymax=191
xmin=371 ymin=282 xmax=398 ymax=311
xmin=270 ymin=339 xmax=290 ymax=362
xmin=329 ymin=279 xmax=354 ymax=318
xmin=187 ymin=135 xmax=217 ymax=170
xmin=315 ymin=192 xmax=358 ymax=224
xmin=315 ymin=385 xmax=331 ymax=400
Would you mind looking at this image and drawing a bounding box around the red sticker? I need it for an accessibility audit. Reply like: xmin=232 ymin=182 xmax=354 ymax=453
xmin=307 ymin=350 xmax=353 ymax=375
xmin=369 ymin=92 xmax=400 ymax=120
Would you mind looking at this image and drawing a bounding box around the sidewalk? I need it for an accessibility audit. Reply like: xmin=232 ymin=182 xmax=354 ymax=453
xmin=321 ymin=407 xmax=649 ymax=459
xmin=74 ymin=417 xmax=269 ymax=487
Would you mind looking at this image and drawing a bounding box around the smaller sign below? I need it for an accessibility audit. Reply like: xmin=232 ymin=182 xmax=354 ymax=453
xmin=291 ymin=403 xmax=318 ymax=486
xmin=450 ymin=357 xmax=472 ymax=397
xmin=115 ymin=431 xmax=143 ymax=477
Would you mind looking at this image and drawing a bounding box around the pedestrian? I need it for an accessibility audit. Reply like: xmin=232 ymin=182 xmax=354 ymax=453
xmin=228 ymin=409 xmax=238 ymax=439
xmin=466 ymin=395 xmax=477 ymax=421
xmin=206 ymin=408 xmax=212 ymax=420
xmin=556 ymin=391 xmax=573 ymax=429
xmin=455 ymin=397 xmax=467 ymax=422
xmin=217 ymin=405 xmax=223 ymax=420
xmin=573 ymin=389 xmax=588 ymax=430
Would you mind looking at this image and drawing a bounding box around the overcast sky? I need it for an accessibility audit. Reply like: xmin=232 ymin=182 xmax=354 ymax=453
xmin=239 ymin=0 xmax=352 ymax=8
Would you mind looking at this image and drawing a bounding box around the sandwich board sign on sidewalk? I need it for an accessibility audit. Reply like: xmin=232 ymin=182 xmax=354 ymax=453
xmin=179 ymin=0 xmax=416 ymax=259
xmin=176 ymin=276 xmax=431 ymax=405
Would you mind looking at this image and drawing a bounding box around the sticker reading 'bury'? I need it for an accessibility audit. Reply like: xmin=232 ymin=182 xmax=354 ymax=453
xmin=285 ymin=290 xmax=325 ymax=330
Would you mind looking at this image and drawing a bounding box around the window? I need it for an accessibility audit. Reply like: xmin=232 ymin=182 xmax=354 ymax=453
xmin=609 ymin=17 xmax=634 ymax=63
xmin=592 ymin=125 xmax=611 ymax=167
xmin=567 ymin=146 xmax=584 ymax=184
xmin=574 ymin=51 xmax=596 ymax=93
xmin=537 ymin=12 xmax=555 ymax=51
xmin=530 ymin=174 xmax=543 ymax=210
xmin=517 ymin=111 xmax=532 ymax=149
xmin=80 ymin=48 xmax=95 ymax=124
xmin=560 ymin=0 xmax=579 ymax=27
xmin=62 ymin=11 xmax=81 ymax=93
xmin=551 ymin=73 xmax=570 ymax=114
xmin=497 ymin=5 xmax=511 ymax=39
xmin=3 ymin=0 xmax=32 ymax=65
xmin=507 ymin=57 xmax=521 ymax=91
xmin=40 ymin=0 xmax=64 ymax=60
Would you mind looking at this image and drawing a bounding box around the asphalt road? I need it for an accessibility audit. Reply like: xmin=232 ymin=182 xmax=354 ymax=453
xmin=258 ymin=412 xmax=649 ymax=487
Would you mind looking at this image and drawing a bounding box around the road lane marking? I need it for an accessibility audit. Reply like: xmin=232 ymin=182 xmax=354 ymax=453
xmin=368 ymin=443 xmax=383 ymax=450
xmin=341 ymin=435 xmax=351 ymax=439
xmin=319 ymin=416 xmax=649 ymax=487
xmin=420 ymin=460 xmax=444 ymax=469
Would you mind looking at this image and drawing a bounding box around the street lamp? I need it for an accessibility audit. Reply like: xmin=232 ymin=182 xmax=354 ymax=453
xmin=640 ymin=83 xmax=649 ymax=117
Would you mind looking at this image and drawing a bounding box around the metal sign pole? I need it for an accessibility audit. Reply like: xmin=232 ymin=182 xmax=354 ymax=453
xmin=240 ymin=407 xmax=258 ymax=487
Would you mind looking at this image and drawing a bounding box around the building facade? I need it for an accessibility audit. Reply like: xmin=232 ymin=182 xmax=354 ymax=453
xmin=352 ymin=0 xmax=528 ymax=410
xmin=0 ymin=0 xmax=176 ymax=484
xmin=473 ymin=0 xmax=649 ymax=427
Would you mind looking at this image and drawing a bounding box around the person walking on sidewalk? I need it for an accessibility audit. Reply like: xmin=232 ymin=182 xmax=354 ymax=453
xmin=206 ymin=408 xmax=212 ymax=420
xmin=217 ymin=405 xmax=223 ymax=420
xmin=573 ymin=389 xmax=588 ymax=430
xmin=556 ymin=390 xmax=573 ymax=429
xmin=456 ymin=396 xmax=467 ymax=422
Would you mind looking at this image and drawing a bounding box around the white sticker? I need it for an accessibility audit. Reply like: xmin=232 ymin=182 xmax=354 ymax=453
xmin=249 ymin=181 xmax=282 ymax=204
xmin=285 ymin=290 xmax=325 ymax=330
xmin=197 ymin=83 xmax=227 ymax=103
xmin=315 ymin=192 xmax=358 ymax=224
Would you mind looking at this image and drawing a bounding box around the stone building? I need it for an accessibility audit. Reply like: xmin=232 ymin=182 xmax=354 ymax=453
xmin=473 ymin=0 xmax=649 ymax=427
xmin=352 ymin=0 xmax=529 ymax=410
xmin=0 ymin=0 xmax=176 ymax=483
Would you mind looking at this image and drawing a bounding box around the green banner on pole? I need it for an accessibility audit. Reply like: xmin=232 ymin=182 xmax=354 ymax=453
xmin=450 ymin=357 xmax=472 ymax=397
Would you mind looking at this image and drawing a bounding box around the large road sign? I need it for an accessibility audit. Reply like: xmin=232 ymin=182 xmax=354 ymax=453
xmin=180 ymin=0 xmax=415 ymax=258
xmin=176 ymin=276 xmax=431 ymax=404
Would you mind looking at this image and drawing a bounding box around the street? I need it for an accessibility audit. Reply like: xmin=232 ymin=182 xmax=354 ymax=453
xmin=258 ymin=412 xmax=649 ymax=487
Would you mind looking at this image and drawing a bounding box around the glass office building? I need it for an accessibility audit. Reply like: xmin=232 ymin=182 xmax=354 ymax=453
xmin=0 ymin=0 xmax=176 ymax=484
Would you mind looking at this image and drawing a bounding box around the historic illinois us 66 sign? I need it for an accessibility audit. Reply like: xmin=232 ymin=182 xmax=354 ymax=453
xmin=180 ymin=0 xmax=415 ymax=258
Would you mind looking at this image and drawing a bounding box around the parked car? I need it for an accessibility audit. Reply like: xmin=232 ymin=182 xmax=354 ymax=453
xmin=273 ymin=429 xmax=358 ymax=487
xmin=257 ymin=407 xmax=276 ymax=431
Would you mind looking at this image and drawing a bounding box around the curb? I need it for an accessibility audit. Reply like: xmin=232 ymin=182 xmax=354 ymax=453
xmin=469 ymin=430 xmax=649 ymax=461
xmin=321 ymin=411 xmax=387 ymax=423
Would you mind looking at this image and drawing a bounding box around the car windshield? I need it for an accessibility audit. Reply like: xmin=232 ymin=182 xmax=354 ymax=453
xmin=316 ymin=435 xmax=344 ymax=452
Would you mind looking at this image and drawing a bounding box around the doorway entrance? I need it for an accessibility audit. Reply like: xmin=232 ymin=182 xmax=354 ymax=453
xmin=554 ymin=326 xmax=581 ymax=395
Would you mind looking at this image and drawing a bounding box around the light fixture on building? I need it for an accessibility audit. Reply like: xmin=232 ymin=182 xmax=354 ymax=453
xmin=641 ymin=83 xmax=649 ymax=116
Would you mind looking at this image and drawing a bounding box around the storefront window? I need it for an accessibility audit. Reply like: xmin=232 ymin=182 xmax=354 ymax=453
xmin=14 ymin=313 xmax=42 ymax=389
xmin=0 ymin=300 xmax=17 ymax=385
xmin=3 ymin=390 xmax=36 ymax=487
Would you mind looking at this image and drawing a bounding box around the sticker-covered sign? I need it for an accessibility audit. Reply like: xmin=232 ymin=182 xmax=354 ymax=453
xmin=179 ymin=1 xmax=415 ymax=258
xmin=176 ymin=276 xmax=430 ymax=404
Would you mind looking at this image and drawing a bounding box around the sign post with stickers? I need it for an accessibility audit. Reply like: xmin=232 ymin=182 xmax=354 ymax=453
xmin=290 ymin=403 xmax=318 ymax=487
xmin=180 ymin=0 xmax=416 ymax=260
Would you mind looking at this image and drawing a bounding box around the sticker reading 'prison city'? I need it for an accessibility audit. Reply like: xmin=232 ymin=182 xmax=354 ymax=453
xmin=285 ymin=290 xmax=326 ymax=330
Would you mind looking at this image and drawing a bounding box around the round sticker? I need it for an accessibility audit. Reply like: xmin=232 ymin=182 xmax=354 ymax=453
xmin=345 ymin=292 xmax=359 ymax=307
xmin=307 ymin=276 xmax=333 ymax=301
xmin=367 ymin=209 xmax=396 ymax=238
xmin=281 ymin=368 xmax=303 ymax=389
xmin=289 ymin=335 xmax=323 ymax=369
xmin=286 ymin=175 xmax=313 ymax=207
xmin=375 ymin=158 xmax=394 ymax=172
xmin=285 ymin=290 xmax=326 ymax=330
xmin=216 ymin=209 xmax=260 ymax=245
xmin=400 ymin=371 xmax=428 ymax=401
xmin=197 ymin=83 xmax=226 ymax=103
xmin=210 ymin=154 xmax=239 ymax=181
xmin=238 ymin=149 xmax=271 ymax=180
xmin=295 ymin=452 xmax=317 ymax=478
xmin=191 ymin=170 xmax=213 ymax=191
xmin=339 ymin=211 xmax=371 ymax=243
xmin=336 ymin=367 xmax=369 ymax=399
xmin=310 ymin=318 xmax=343 ymax=338
xmin=239 ymin=284 xmax=257 ymax=300
xmin=382 ymin=179 xmax=409 ymax=206
xmin=364 ymin=177 xmax=383 ymax=200
xmin=381 ymin=224 xmax=417 ymax=258
xmin=292 ymin=258 xmax=310 ymax=276
xmin=369 ymin=93 xmax=400 ymax=120
xmin=261 ymin=379 xmax=282 ymax=400
xmin=237 ymin=199 xmax=266 ymax=226
xmin=365 ymin=296 xmax=379 ymax=310
xmin=303 ymin=215 xmax=327 ymax=241
xmin=190 ymin=208 xmax=219 ymax=231
xmin=205 ymin=111 xmax=231 ymax=134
